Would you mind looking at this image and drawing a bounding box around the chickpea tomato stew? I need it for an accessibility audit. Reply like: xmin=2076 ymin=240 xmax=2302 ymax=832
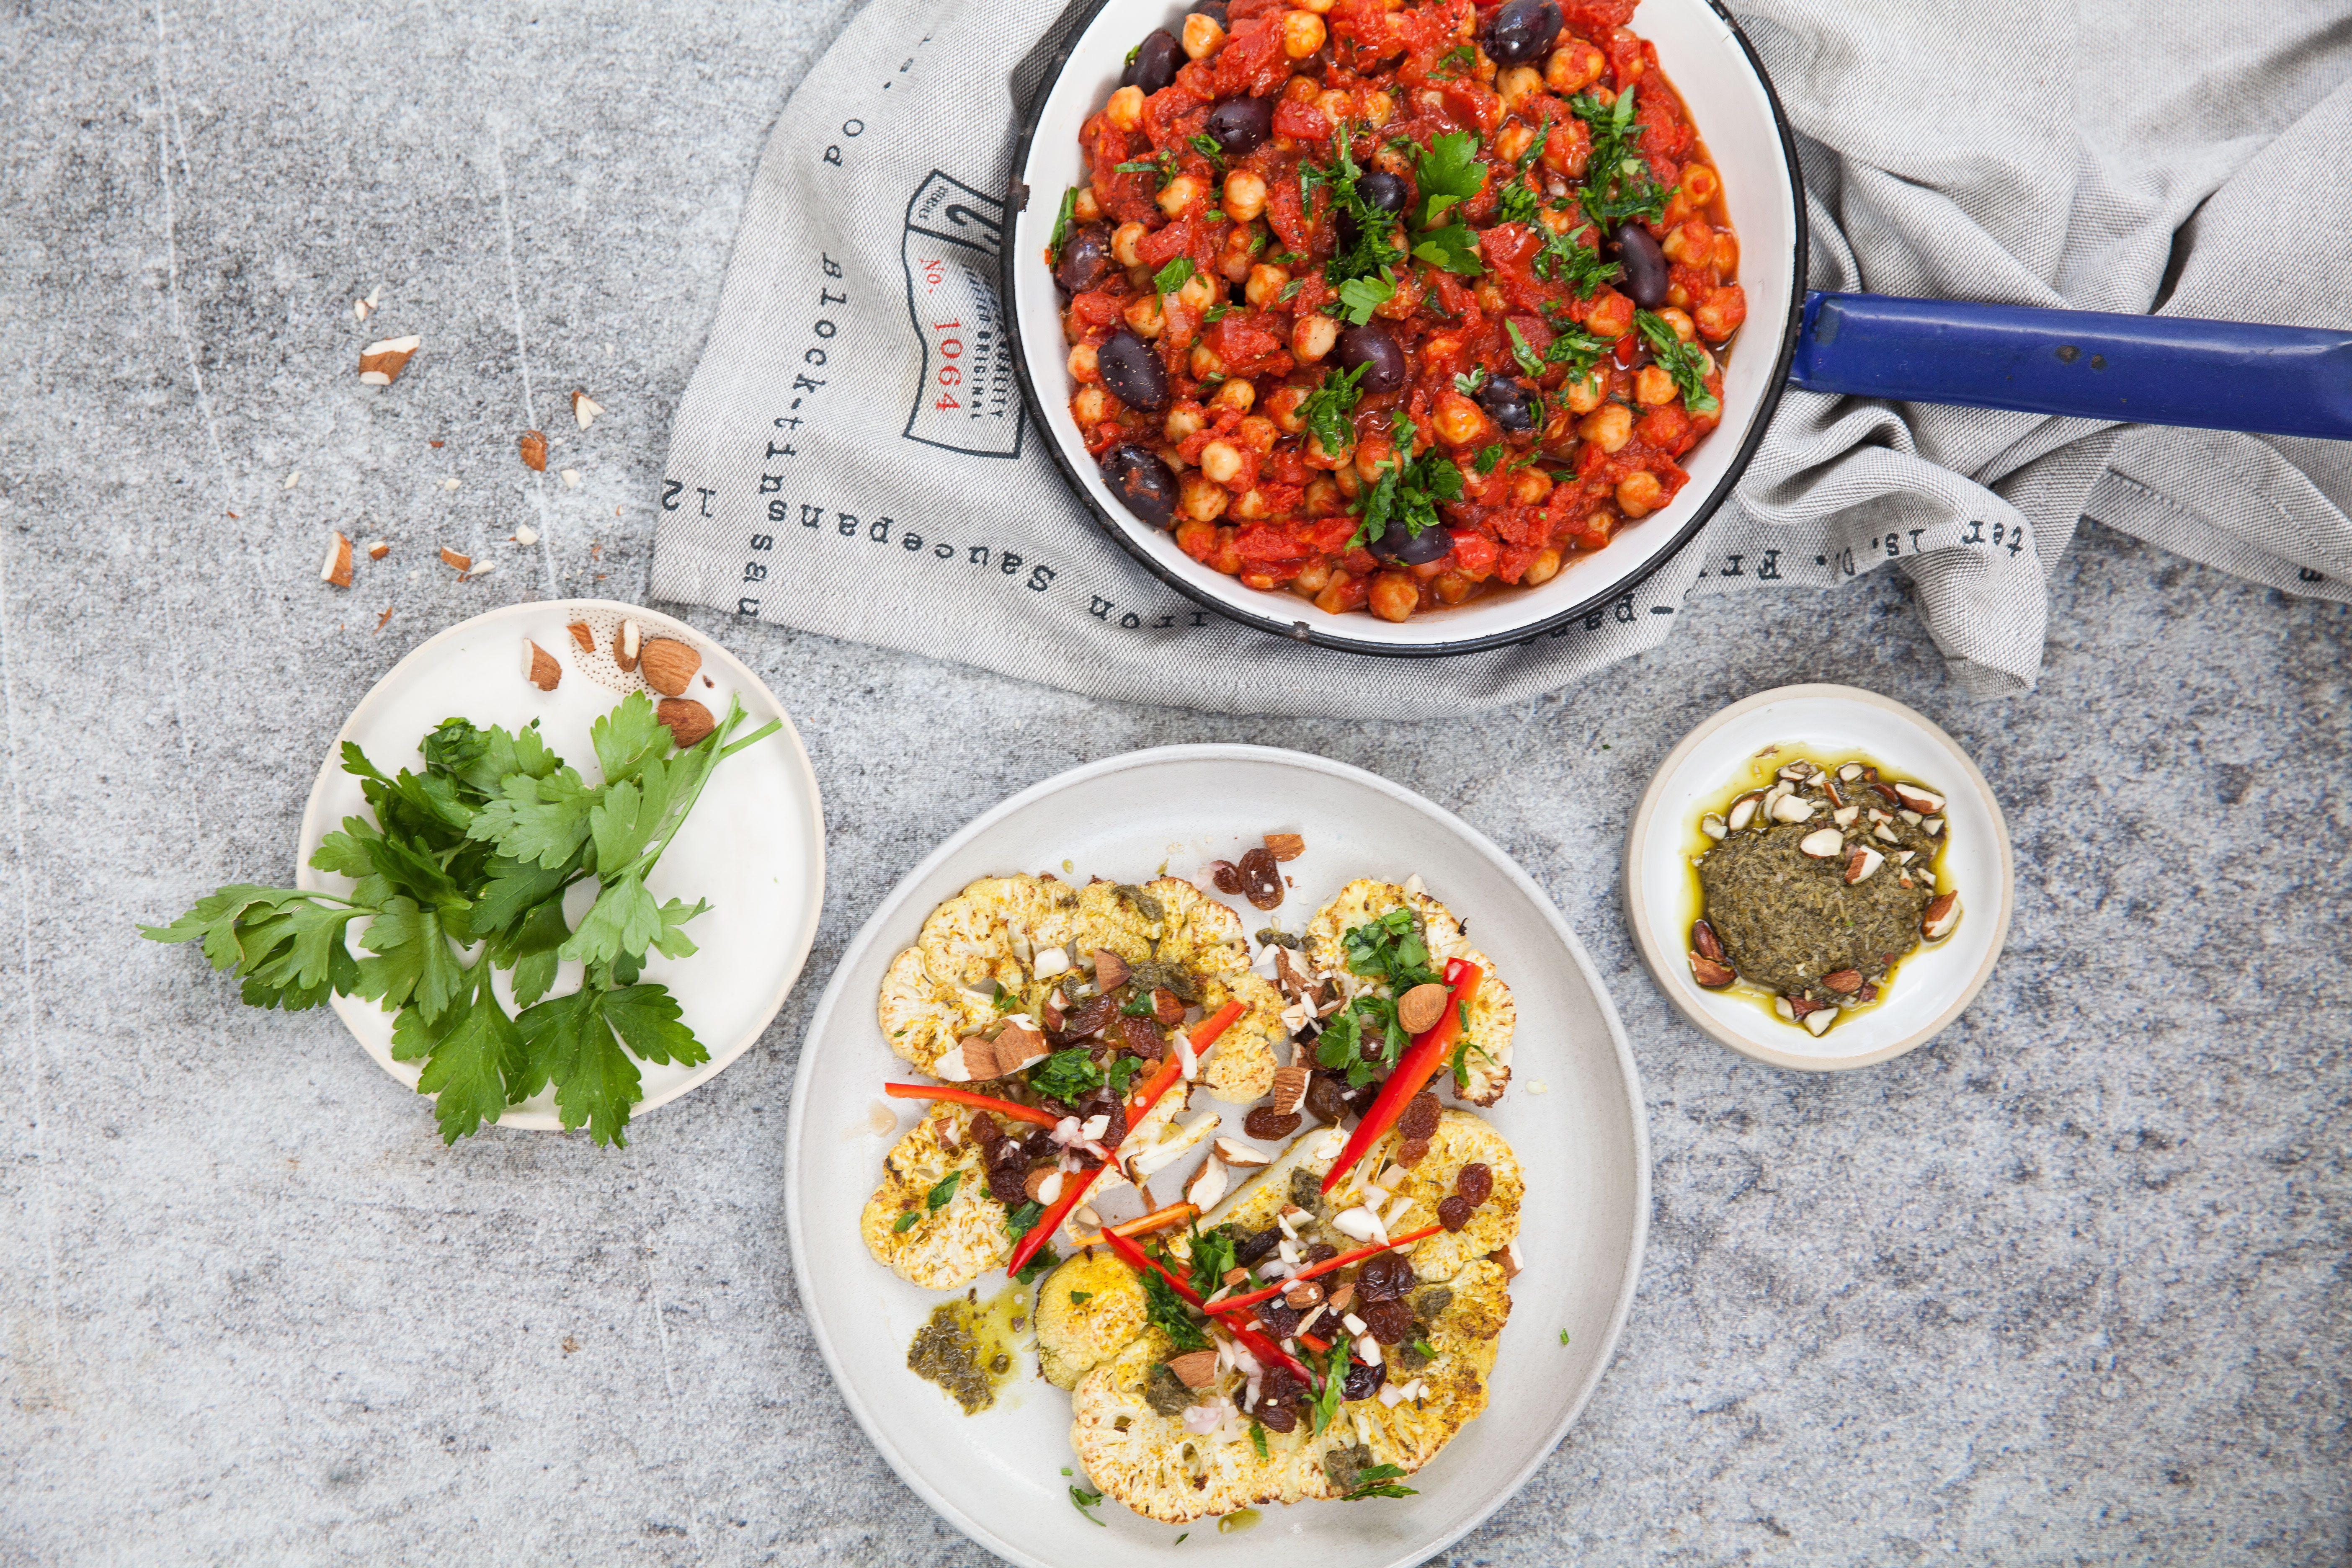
xmin=1050 ymin=0 xmax=1745 ymax=623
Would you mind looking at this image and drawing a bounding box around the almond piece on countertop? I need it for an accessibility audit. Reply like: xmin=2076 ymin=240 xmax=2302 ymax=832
xmin=1166 ymin=1349 xmax=1220 ymax=1390
xmin=638 ymin=637 xmax=701 ymax=696
xmin=655 ymin=697 xmax=714 ymax=749
xmin=567 ymin=621 xmax=596 ymax=654
xmin=1267 ymin=1063 xmax=1308 ymax=1117
xmin=1212 ymin=1136 xmax=1270 ymax=1168
xmin=1921 ymin=891 xmax=1962 ymax=940
xmin=614 ymin=619 xmax=642 ymax=673
xmin=1395 ymin=981 xmax=1450 ymax=1034
xmin=571 ymin=389 xmax=604 ymax=429
xmin=365 ymin=539 xmax=390 ymax=560
xmin=1092 ymin=949 xmax=1131 ymax=991
xmin=319 ymin=531 xmax=353 ymax=588
xmin=439 ymin=547 xmax=472 ymax=573
xmin=522 ymin=640 xmax=561 ymax=691
xmin=1688 ymin=952 xmax=1736 ymax=988
xmin=512 ymin=525 xmax=539 ymax=547
xmin=357 ymin=335 xmax=420 ymax=385
xmin=1263 ymin=832 xmax=1306 ymax=861
xmin=517 ymin=429 xmax=548 ymax=472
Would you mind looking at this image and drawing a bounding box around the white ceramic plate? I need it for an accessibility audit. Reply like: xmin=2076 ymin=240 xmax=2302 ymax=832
xmin=1623 ymin=685 xmax=2014 ymax=1070
xmin=296 ymin=600 xmax=825 ymax=1129
xmin=784 ymin=745 xmax=1647 ymax=1568
xmin=1007 ymin=0 xmax=1805 ymax=653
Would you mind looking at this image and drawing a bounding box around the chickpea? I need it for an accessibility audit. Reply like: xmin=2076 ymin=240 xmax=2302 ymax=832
xmin=1680 ymin=165 xmax=1720 ymax=207
xmin=1496 ymin=65 xmax=1543 ymax=111
xmin=1166 ymin=404 xmax=1207 ymax=444
xmin=1494 ymin=122 xmax=1534 ymax=164
xmin=1540 ymin=208 xmax=1576 ymax=237
xmin=1265 ymin=384 xmax=1309 ymax=433
xmin=1654 ymin=307 xmax=1697 ymax=343
xmin=1305 ymin=428 xmax=1352 ymax=468
xmin=1112 ymin=222 xmax=1147 ymax=268
xmin=1354 ymin=436 xmax=1398 ymax=483
xmin=1182 ymin=13 xmax=1225 ymax=58
xmin=1293 ymin=312 xmax=1338 ymax=362
xmin=1220 ymin=250 xmax=1253 ymax=283
xmin=1367 ymin=571 xmax=1421 ymax=623
xmin=1072 ymin=186 xmax=1102 ymax=224
xmin=1333 ymin=464 xmax=1362 ymax=499
xmin=1176 ymin=271 xmax=1217 ymax=312
xmin=1546 ymin=41 xmax=1605 ymax=93
xmin=1236 ymin=414 xmax=1280 ymax=452
xmin=1282 ymin=10 xmax=1326 ymax=58
xmin=1179 ymin=471 xmax=1230 ymax=521
xmin=1317 ymin=88 xmax=1353 ymax=125
xmin=1240 ymin=569 xmax=1280 ymax=591
xmin=1520 ymin=547 xmax=1563 ymax=585
xmin=1511 ymin=466 xmax=1555 ymax=505
xmin=1174 ymin=518 xmax=1220 ymax=560
xmin=1433 ymin=392 xmax=1492 ymax=448
xmin=1285 ymin=74 xmax=1321 ymax=102
xmin=1431 ymin=570 xmax=1473 ymax=605
xmin=1666 ymin=283 xmax=1691 ymax=310
xmin=1158 ymin=443 xmax=1192 ymax=471
xmin=1586 ymin=289 xmax=1635 ymax=340
xmin=1246 ymin=263 xmax=1292 ymax=309
xmin=1661 ymin=219 xmax=1713 ymax=263
xmin=1231 ymin=487 xmax=1274 ymax=520
xmin=1158 ymin=173 xmax=1204 ymax=218
xmin=1210 ymin=378 xmax=1256 ymax=414
xmin=1585 ymin=83 xmax=1615 ymax=109
xmin=1563 ymin=370 xmax=1606 ymax=413
xmin=1106 ymin=85 xmax=1145 ymax=132
xmin=1065 ymin=342 xmax=1099 ymax=384
xmin=1199 ymin=439 xmax=1246 ymax=485
xmin=1473 ymin=280 xmax=1509 ymax=314
xmin=1578 ymin=404 xmax=1633 ymax=453
xmin=1712 ymin=231 xmax=1740 ymax=274
xmin=1374 ymin=268 xmax=1424 ymax=320
xmin=1209 ymin=525 xmax=1244 ymax=574
xmin=1127 ymin=264 xmax=1155 ymax=290
xmin=1695 ymin=284 xmax=1748 ymax=342
xmin=1362 ymin=90 xmax=1395 ymax=127
xmin=1072 ymin=386 xmax=1111 ymax=424
xmin=1190 ymin=342 xmax=1226 ymax=378
xmin=1634 ymin=365 xmax=1676 ymax=406
xmin=1616 ymin=470 xmax=1663 ymax=516
xmin=1304 ymin=476 xmax=1344 ymax=514
xmin=1123 ymin=293 xmax=1166 ymax=338
xmin=1223 ymin=170 xmax=1269 ymax=223
xmin=1295 ymin=0 xmax=1335 ymax=13
xmin=1292 ymin=559 xmax=1334 ymax=596
xmin=1314 ymin=569 xmax=1364 ymax=616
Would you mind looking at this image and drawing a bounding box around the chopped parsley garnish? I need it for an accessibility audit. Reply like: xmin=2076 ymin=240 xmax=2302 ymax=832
xmin=1106 ymin=1055 xmax=1145 ymax=1097
xmin=1304 ymin=124 xmax=1406 ymax=288
xmin=1298 ymin=361 xmax=1368 ymax=454
xmin=1004 ymin=1199 xmax=1045 ymax=1240
xmin=1333 ymin=269 xmax=1396 ymax=325
xmin=1341 ymin=905 xmax=1442 ymax=987
xmin=1310 ymin=1341 xmax=1351 ymax=1434
xmin=1637 ymin=309 xmax=1720 ymax=413
xmin=1050 ymin=186 xmax=1078 ymax=255
xmin=1475 ymin=444 xmax=1507 ymax=475
xmin=1114 ymin=150 xmax=1180 ymax=186
xmin=1029 ymin=1045 xmax=1104 ymax=1104
xmin=1493 ymin=119 xmax=1554 ymax=227
xmin=1070 ymin=1290 xmax=1093 ymax=1305
xmin=1016 ymin=1246 xmax=1062 ymax=1286
xmin=1569 ymin=87 xmax=1669 ymax=229
xmin=1349 ymin=414 xmax=1464 ymax=552
xmin=1542 ymin=319 xmax=1615 ymax=380
xmin=1188 ymin=132 xmax=1226 ymax=168
xmin=1506 ymin=320 xmax=1546 ymax=380
xmin=1408 ymin=131 xmax=1485 ymax=275
xmin=896 ymin=1169 xmax=962 ymax=1230
xmin=1070 ymin=1485 xmax=1108 ymax=1525
xmin=1141 ymin=1254 xmax=1210 ymax=1352
xmin=1186 ymin=1224 xmax=1240 ymax=1297
xmin=1532 ymin=219 xmax=1621 ymax=296
xmin=1153 ymin=256 xmax=1196 ymax=296
xmin=1453 ymin=366 xmax=1487 ymax=396
xmin=1430 ymin=42 xmax=1474 ymax=80
xmin=1341 ymin=1463 xmax=1418 ymax=1501
xmin=1250 ymin=1422 xmax=1270 ymax=1460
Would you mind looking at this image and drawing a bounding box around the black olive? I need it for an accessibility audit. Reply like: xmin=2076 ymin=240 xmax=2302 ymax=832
xmin=1476 ymin=375 xmax=1537 ymax=432
xmin=1336 ymin=324 xmax=1406 ymax=393
xmin=1613 ymin=221 xmax=1670 ymax=309
xmin=1482 ymin=0 xmax=1563 ymax=66
xmin=1054 ymin=224 xmax=1113 ymax=296
xmin=1194 ymin=0 xmax=1228 ymax=24
xmin=1204 ymin=95 xmax=1274 ymax=156
xmin=1356 ymin=170 xmax=1409 ymax=217
xmin=1096 ymin=329 xmax=1170 ymax=412
xmin=1368 ymin=521 xmax=1453 ymax=566
xmin=1100 ymin=445 xmax=1179 ymax=528
xmin=1122 ymin=29 xmax=1181 ymax=96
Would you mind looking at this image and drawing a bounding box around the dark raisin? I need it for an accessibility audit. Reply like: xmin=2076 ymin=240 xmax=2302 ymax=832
xmin=1255 ymin=1400 xmax=1298 ymax=1434
xmin=1244 ymin=1105 xmax=1304 ymax=1140
xmin=1256 ymin=1299 xmax=1302 ymax=1339
xmin=1397 ymin=1091 xmax=1441 ymax=1142
xmin=1021 ymin=1127 xmax=1057 ymax=1162
xmin=1360 ymin=1297 xmax=1414 ymax=1344
xmin=1455 ymin=1162 xmax=1493 ymax=1207
xmin=1436 ymin=1194 xmax=1473 ymax=1232
xmin=1077 ymin=1089 xmax=1126 ymax=1147
xmin=1340 ymin=1357 xmax=1387 ymax=1403
xmin=987 ymin=1165 xmax=1030 ymax=1206
xmin=967 ymin=1110 xmax=1003 ymax=1146
xmin=1117 ymin=1013 xmax=1166 ymax=1060
xmin=1060 ymin=993 xmax=1120 ymax=1039
xmin=1235 ymin=846 xmax=1284 ymax=910
xmin=1357 ymin=1252 xmax=1415 ymax=1302
xmin=1209 ymin=859 xmax=1243 ymax=893
xmin=1303 ymin=1242 xmax=1338 ymax=1265
xmin=1394 ymin=1137 xmax=1431 ymax=1168
xmin=1233 ymin=1227 xmax=1281 ymax=1266
xmin=1304 ymin=1072 xmax=1354 ymax=1126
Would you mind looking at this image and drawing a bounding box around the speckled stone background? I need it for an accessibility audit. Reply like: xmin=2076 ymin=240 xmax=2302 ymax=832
xmin=3 ymin=2 xmax=2347 ymax=1564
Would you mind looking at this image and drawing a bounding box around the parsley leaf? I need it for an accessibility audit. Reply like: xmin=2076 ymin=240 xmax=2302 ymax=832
xmin=1016 ymin=1246 xmax=1063 ymax=1286
xmin=1570 ymin=87 xmax=1668 ymax=229
xmin=1070 ymin=1290 xmax=1094 ymax=1305
xmin=1543 ymin=320 xmax=1616 ymax=379
xmin=1153 ymin=256 xmax=1195 ymax=295
xmin=1310 ymin=1340 xmax=1351 ymax=1433
xmin=1141 ymin=1253 xmax=1209 ymax=1352
xmin=1349 ymin=415 xmax=1463 ymax=550
xmin=1340 ymin=905 xmax=1442 ymax=987
xmin=1506 ymin=321 xmax=1547 ymax=380
xmin=1050 ymin=186 xmax=1077 ymax=255
xmin=1298 ymin=361 xmax=1368 ymax=455
xmin=1453 ymin=366 xmax=1487 ymax=396
xmin=1431 ymin=42 xmax=1475 ymax=80
xmin=1533 ymin=219 xmax=1620 ymax=296
xmin=1475 ymin=444 xmax=1506 ymax=475
xmin=1412 ymin=131 xmax=1484 ymax=231
xmin=1070 ymin=1485 xmax=1107 ymax=1526
xmin=1333 ymin=270 xmax=1396 ymax=326
xmin=1311 ymin=125 xmax=1406 ymax=288
xmin=1188 ymin=132 xmax=1225 ymax=168
xmin=1251 ymin=1422 xmax=1270 ymax=1459
xmin=1029 ymin=1045 xmax=1104 ymax=1104
xmin=1186 ymin=1224 xmax=1239 ymax=1298
xmin=1411 ymin=223 xmax=1482 ymax=276
xmin=1342 ymin=1462 xmax=1418 ymax=1501
xmin=1637 ymin=309 xmax=1720 ymax=414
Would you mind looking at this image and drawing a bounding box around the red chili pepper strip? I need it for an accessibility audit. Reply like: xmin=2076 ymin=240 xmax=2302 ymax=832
xmin=1100 ymin=1226 xmax=1315 ymax=1386
xmin=1320 ymin=959 xmax=1483 ymax=1195
xmin=1006 ymin=1020 xmax=1232 ymax=1276
xmin=883 ymin=1082 xmax=1061 ymax=1130
xmin=1204 ymin=1225 xmax=1445 ymax=1316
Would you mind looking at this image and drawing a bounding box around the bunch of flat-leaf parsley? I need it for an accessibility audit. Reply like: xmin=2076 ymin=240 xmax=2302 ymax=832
xmin=140 ymin=692 xmax=780 ymax=1147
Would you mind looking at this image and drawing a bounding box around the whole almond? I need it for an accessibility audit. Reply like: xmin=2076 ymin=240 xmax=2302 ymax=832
xmin=1166 ymin=1349 xmax=1220 ymax=1389
xmin=357 ymin=335 xmax=420 ymax=385
xmin=1821 ymin=969 xmax=1863 ymax=994
xmin=1690 ymin=918 xmax=1725 ymax=963
xmin=1092 ymin=949 xmax=1131 ymax=991
xmin=1922 ymin=890 xmax=1963 ymax=940
xmin=1395 ymin=981 xmax=1450 ymax=1035
xmin=521 ymin=640 xmax=561 ymax=692
xmin=639 ymin=637 xmax=700 ymax=696
xmin=656 ymin=697 xmax=714 ymax=748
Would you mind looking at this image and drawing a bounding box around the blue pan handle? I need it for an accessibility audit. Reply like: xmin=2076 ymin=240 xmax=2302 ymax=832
xmin=1787 ymin=290 xmax=2352 ymax=441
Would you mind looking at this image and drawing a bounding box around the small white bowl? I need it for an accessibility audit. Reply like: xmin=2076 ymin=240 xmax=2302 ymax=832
xmin=1624 ymin=685 xmax=2013 ymax=1070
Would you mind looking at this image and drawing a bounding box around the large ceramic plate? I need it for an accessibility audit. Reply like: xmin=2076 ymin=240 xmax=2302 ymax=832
xmin=296 ymin=600 xmax=825 ymax=1129
xmin=784 ymin=745 xmax=1647 ymax=1567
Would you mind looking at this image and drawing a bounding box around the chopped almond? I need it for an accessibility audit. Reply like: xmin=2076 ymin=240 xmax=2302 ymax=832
xmin=438 ymin=547 xmax=472 ymax=573
xmin=571 ymin=389 xmax=605 ymax=429
xmin=567 ymin=622 xmax=596 ymax=654
xmin=318 ymin=531 xmax=353 ymax=588
xmin=517 ymin=430 xmax=548 ymax=472
xmin=358 ymin=335 xmax=420 ymax=385
xmin=1166 ymin=1349 xmax=1220 ymax=1389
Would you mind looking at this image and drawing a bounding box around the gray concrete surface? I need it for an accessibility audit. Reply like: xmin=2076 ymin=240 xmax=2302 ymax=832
xmin=2 ymin=2 xmax=2346 ymax=1563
